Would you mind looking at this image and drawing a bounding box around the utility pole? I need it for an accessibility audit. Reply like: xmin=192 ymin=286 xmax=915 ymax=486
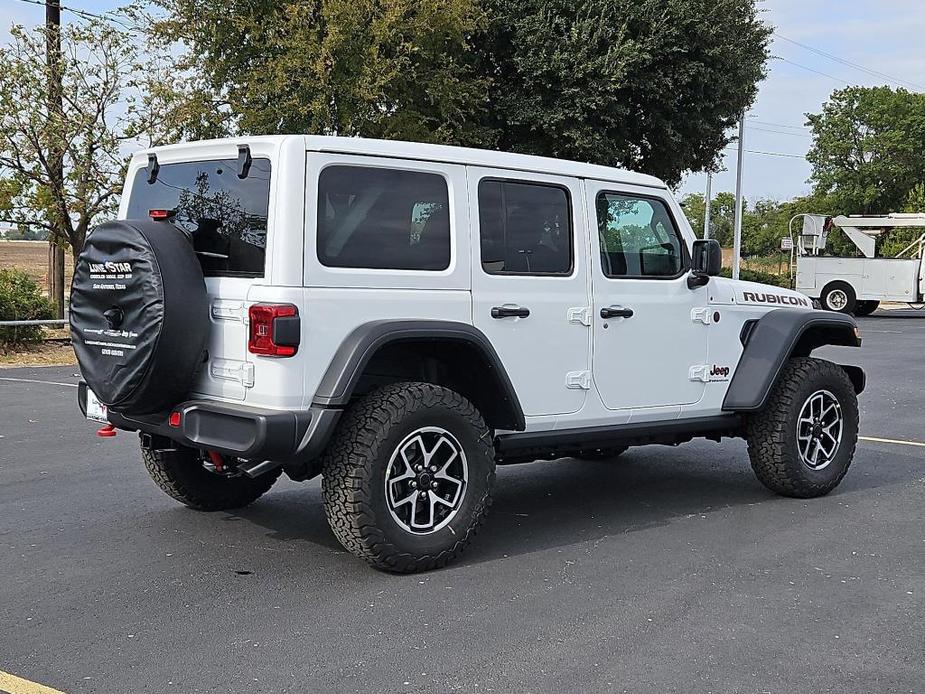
xmin=45 ymin=0 xmax=65 ymax=318
xmin=732 ymin=111 xmax=745 ymax=280
xmin=703 ymin=172 xmax=712 ymax=239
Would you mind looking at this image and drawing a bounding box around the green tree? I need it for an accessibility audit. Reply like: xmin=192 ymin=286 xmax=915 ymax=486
xmin=680 ymin=191 xmax=738 ymax=246
xmin=708 ymin=193 xmax=738 ymax=248
xmin=0 ymin=268 xmax=55 ymax=346
xmin=479 ymin=0 xmax=770 ymax=184
xmin=904 ymin=183 xmax=925 ymax=213
xmin=0 ymin=21 xmax=208 ymax=259
xmin=151 ymin=0 xmax=771 ymax=184
xmin=152 ymin=0 xmax=491 ymax=145
xmin=806 ymin=86 xmax=925 ymax=215
xmin=680 ymin=192 xmax=707 ymax=237
xmin=873 ymin=184 xmax=925 ymax=256
xmin=3 ymin=225 xmax=45 ymax=241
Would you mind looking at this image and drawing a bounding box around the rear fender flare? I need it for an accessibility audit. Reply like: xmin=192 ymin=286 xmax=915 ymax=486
xmin=311 ymin=320 xmax=526 ymax=431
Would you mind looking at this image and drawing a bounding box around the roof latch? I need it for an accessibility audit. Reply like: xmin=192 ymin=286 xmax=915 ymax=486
xmin=237 ymin=144 xmax=252 ymax=180
xmin=146 ymin=153 xmax=160 ymax=184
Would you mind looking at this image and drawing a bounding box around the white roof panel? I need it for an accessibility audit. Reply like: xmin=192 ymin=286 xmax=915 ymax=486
xmin=137 ymin=135 xmax=668 ymax=190
xmin=305 ymin=135 xmax=666 ymax=189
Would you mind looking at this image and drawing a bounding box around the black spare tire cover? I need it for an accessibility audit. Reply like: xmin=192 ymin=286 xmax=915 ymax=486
xmin=70 ymin=219 xmax=209 ymax=415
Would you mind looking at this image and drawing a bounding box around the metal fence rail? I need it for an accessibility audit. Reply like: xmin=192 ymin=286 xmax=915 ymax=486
xmin=0 ymin=319 xmax=68 ymax=327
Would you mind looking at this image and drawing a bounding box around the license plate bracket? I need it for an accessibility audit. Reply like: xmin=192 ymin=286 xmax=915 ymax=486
xmin=86 ymin=389 xmax=109 ymax=423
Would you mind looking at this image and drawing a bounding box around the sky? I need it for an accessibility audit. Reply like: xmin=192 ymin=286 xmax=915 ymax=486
xmin=2 ymin=0 xmax=924 ymax=205
xmin=680 ymin=0 xmax=925 ymax=202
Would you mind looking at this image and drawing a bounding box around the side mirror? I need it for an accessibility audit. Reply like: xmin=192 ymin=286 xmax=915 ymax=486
xmin=688 ymin=239 xmax=722 ymax=288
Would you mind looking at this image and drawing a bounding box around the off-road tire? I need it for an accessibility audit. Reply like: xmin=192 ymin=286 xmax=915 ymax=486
xmin=820 ymin=281 xmax=856 ymax=314
xmin=321 ymin=382 xmax=495 ymax=573
xmin=746 ymin=357 xmax=858 ymax=498
xmin=853 ymin=300 xmax=880 ymax=317
xmin=573 ymin=446 xmax=629 ymax=461
xmin=141 ymin=445 xmax=281 ymax=511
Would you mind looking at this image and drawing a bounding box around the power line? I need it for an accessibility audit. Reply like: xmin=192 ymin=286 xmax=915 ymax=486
xmin=752 ymin=119 xmax=809 ymax=131
xmin=749 ymin=125 xmax=813 ymax=139
xmin=774 ymin=56 xmax=853 ymax=84
xmin=724 ymin=147 xmax=807 ymax=159
xmin=775 ymin=32 xmax=925 ymax=91
xmin=7 ymin=0 xmax=138 ymax=32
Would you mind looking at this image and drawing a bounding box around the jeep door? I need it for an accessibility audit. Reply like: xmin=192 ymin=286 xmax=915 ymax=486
xmin=587 ymin=182 xmax=709 ymax=410
xmin=468 ymin=169 xmax=591 ymax=417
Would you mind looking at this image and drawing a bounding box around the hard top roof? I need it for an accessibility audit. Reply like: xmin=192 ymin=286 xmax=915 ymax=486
xmin=140 ymin=135 xmax=668 ymax=190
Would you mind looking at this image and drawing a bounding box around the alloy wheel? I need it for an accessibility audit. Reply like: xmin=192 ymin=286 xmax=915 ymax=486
xmin=384 ymin=427 xmax=469 ymax=534
xmin=796 ymin=389 xmax=843 ymax=470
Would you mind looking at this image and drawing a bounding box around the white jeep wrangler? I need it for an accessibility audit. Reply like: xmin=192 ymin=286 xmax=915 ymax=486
xmin=70 ymin=136 xmax=865 ymax=572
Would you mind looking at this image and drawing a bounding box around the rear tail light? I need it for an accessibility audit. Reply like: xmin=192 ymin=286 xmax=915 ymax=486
xmin=148 ymin=208 xmax=176 ymax=221
xmin=248 ymin=304 xmax=300 ymax=357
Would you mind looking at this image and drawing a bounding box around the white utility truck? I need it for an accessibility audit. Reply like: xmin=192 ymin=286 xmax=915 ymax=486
xmin=794 ymin=213 xmax=925 ymax=314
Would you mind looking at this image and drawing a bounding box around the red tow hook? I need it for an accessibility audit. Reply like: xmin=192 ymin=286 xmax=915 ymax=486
xmin=96 ymin=423 xmax=118 ymax=438
xmin=207 ymin=450 xmax=225 ymax=472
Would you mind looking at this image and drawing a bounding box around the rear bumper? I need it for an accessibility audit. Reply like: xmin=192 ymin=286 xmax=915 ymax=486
xmin=78 ymin=381 xmax=340 ymax=462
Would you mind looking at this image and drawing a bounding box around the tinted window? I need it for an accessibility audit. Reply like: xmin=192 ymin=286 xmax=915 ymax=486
xmin=596 ymin=193 xmax=685 ymax=277
xmin=478 ymin=180 xmax=572 ymax=275
xmin=317 ymin=166 xmax=450 ymax=271
xmin=126 ymin=158 xmax=271 ymax=277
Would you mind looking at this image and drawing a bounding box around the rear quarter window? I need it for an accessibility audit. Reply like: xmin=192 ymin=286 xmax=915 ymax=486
xmin=125 ymin=158 xmax=271 ymax=277
xmin=316 ymin=165 xmax=451 ymax=271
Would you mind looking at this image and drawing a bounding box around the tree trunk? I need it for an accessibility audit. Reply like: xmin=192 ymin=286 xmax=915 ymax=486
xmin=54 ymin=242 xmax=65 ymax=317
xmin=46 ymin=0 xmax=66 ymax=319
xmin=47 ymin=240 xmax=55 ymax=300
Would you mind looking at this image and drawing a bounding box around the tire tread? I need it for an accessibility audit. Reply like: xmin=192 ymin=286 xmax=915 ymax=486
xmin=142 ymin=447 xmax=280 ymax=511
xmin=746 ymin=357 xmax=858 ymax=498
xmin=321 ymin=382 xmax=495 ymax=573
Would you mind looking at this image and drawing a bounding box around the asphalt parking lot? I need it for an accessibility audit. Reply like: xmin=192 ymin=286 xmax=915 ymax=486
xmin=1 ymin=312 xmax=924 ymax=694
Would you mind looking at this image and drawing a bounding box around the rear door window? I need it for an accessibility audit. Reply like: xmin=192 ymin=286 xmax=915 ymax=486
xmin=478 ymin=179 xmax=572 ymax=275
xmin=316 ymin=166 xmax=451 ymax=271
xmin=125 ymin=158 xmax=271 ymax=277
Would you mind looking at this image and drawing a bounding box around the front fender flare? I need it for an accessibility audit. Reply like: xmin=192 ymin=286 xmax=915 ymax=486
xmin=723 ymin=309 xmax=863 ymax=412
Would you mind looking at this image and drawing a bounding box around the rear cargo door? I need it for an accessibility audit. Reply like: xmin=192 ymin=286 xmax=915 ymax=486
xmin=195 ymin=278 xmax=252 ymax=400
xmin=122 ymin=153 xmax=275 ymax=401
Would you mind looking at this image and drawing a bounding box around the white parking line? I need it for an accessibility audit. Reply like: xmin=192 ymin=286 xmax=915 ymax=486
xmin=0 ymin=377 xmax=78 ymax=389
xmin=860 ymin=435 xmax=925 ymax=448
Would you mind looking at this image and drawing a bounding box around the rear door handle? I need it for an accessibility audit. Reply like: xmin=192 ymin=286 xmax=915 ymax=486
xmin=491 ymin=305 xmax=530 ymax=319
xmin=600 ymin=305 xmax=634 ymax=319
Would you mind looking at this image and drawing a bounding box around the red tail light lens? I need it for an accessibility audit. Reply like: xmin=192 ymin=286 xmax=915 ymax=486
xmin=248 ymin=304 xmax=300 ymax=357
xmin=148 ymin=208 xmax=176 ymax=221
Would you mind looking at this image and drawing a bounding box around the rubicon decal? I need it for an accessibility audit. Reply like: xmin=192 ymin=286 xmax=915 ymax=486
xmin=741 ymin=291 xmax=809 ymax=307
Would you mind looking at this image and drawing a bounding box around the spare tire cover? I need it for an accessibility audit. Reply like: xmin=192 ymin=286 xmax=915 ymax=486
xmin=70 ymin=219 xmax=209 ymax=415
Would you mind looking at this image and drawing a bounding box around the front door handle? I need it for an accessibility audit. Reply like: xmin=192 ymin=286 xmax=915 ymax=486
xmin=600 ymin=305 xmax=634 ymax=319
xmin=491 ymin=305 xmax=531 ymax=319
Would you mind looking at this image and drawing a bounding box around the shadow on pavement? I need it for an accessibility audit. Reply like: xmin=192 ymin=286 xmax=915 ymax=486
xmin=227 ymin=437 xmax=917 ymax=572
